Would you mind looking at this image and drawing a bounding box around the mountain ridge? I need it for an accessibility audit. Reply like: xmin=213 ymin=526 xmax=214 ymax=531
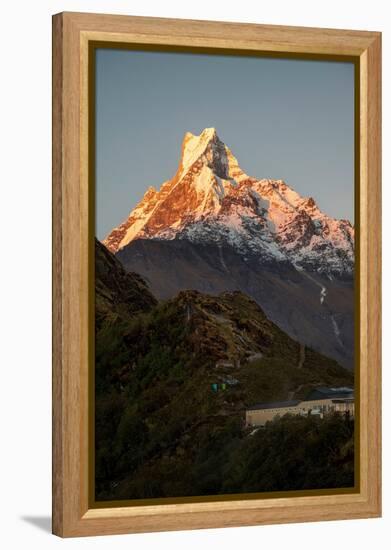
xmin=104 ymin=127 xmax=354 ymax=276
xmin=116 ymin=238 xmax=354 ymax=369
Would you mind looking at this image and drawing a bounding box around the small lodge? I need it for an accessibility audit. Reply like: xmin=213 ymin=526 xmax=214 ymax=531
xmin=245 ymin=387 xmax=354 ymax=427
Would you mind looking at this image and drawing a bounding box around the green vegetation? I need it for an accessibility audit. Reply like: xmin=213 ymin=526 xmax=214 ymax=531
xmin=222 ymin=414 xmax=354 ymax=494
xmin=94 ymin=239 xmax=354 ymax=500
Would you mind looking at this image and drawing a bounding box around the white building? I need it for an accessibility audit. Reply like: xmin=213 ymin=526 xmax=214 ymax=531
xmin=245 ymin=387 xmax=354 ymax=427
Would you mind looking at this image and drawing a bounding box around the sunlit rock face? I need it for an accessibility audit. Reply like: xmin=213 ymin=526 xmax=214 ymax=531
xmin=102 ymin=128 xmax=355 ymax=369
xmin=104 ymin=127 xmax=354 ymax=276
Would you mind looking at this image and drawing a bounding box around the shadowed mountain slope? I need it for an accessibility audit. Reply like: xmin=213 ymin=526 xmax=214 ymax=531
xmin=95 ymin=242 xmax=354 ymax=500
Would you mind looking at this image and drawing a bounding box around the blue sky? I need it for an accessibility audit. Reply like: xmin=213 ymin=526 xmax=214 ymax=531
xmin=95 ymin=48 xmax=354 ymax=240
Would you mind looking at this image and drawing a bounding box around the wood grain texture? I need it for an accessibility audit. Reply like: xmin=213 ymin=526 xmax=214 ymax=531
xmin=360 ymin=34 xmax=382 ymax=514
xmin=65 ymin=11 xmax=379 ymax=55
xmin=52 ymin=12 xmax=63 ymax=537
xmin=52 ymin=12 xmax=382 ymax=537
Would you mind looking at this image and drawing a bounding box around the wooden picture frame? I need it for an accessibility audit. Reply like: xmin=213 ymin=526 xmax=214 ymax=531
xmin=52 ymin=11 xmax=381 ymax=537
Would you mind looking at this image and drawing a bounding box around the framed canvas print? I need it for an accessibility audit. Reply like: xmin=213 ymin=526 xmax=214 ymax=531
xmin=52 ymin=12 xmax=381 ymax=537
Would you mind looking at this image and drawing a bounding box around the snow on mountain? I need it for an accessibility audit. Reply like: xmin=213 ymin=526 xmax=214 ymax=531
xmin=104 ymin=128 xmax=354 ymax=275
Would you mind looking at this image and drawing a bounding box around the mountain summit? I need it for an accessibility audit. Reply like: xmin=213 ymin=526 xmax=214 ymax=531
xmin=102 ymin=129 xmax=355 ymax=368
xmin=104 ymin=128 xmax=354 ymax=275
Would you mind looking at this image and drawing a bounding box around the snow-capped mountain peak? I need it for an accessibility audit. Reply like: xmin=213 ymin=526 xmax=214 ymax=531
xmin=181 ymin=127 xmax=217 ymax=170
xmin=103 ymin=129 xmax=354 ymax=275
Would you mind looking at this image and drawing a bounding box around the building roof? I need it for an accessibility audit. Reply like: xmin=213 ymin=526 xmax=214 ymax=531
xmin=246 ymin=387 xmax=355 ymax=412
xmin=305 ymin=387 xmax=354 ymax=400
xmin=247 ymin=400 xmax=300 ymax=411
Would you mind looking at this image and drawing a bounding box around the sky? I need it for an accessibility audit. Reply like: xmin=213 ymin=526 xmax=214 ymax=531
xmin=95 ymin=48 xmax=355 ymax=240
